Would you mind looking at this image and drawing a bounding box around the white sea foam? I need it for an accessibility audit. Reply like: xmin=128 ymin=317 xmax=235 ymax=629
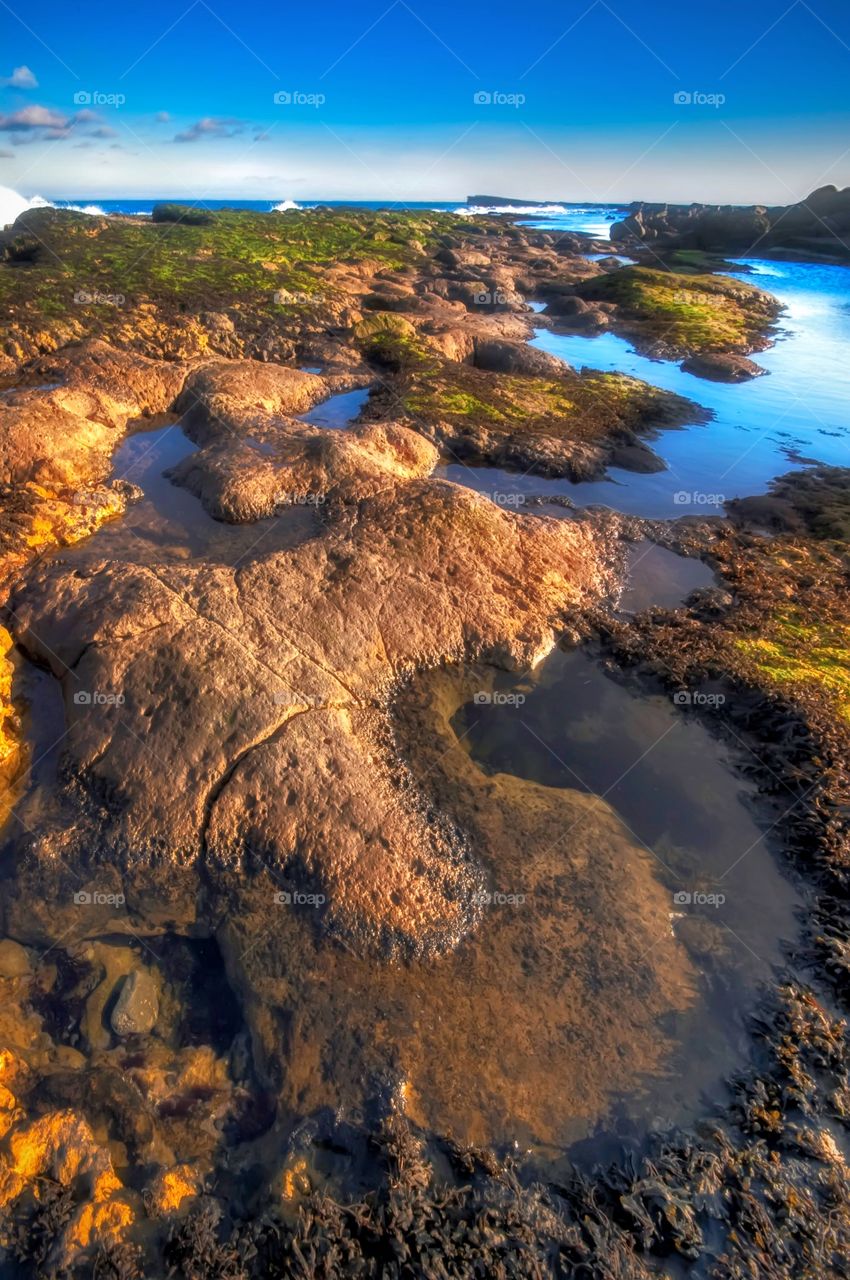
xmin=456 ymin=203 xmax=570 ymax=217
xmin=60 ymin=202 xmax=108 ymax=216
xmin=0 ymin=186 xmax=51 ymax=229
xmin=271 ymin=199 xmax=301 ymax=211
xmin=0 ymin=187 xmax=110 ymax=228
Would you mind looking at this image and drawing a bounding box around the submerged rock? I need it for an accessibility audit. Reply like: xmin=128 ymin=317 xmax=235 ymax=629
xmin=681 ymin=351 xmax=767 ymax=381
xmin=0 ymin=939 xmax=29 ymax=979
xmin=111 ymin=969 xmax=159 ymax=1037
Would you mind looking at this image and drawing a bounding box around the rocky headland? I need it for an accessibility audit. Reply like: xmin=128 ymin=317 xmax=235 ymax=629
xmin=611 ymin=184 xmax=850 ymax=262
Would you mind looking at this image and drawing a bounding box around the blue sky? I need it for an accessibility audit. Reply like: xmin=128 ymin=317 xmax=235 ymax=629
xmin=1 ymin=0 xmax=849 ymax=201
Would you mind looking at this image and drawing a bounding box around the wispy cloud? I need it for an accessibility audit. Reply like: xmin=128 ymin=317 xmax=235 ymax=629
xmin=0 ymin=103 xmax=117 ymax=145
xmin=1 ymin=65 xmax=37 ymax=89
xmin=174 ymin=115 xmax=245 ymax=143
xmin=0 ymin=104 xmax=68 ymax=132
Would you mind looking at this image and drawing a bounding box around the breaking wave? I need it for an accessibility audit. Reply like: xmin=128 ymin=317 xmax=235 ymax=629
xmin=0 ymin=187 xmax=108 ymax=229
xmin=457 ymin=203 xmax=570 ymax=217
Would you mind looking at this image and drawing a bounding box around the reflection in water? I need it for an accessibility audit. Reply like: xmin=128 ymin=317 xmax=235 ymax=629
xmin=529 ymin=259 xmax=850 ymax=517
xmin=454 ymin=647 xmax=802 ymax=1136
xmin=619 ymin=540 xmax=715 ymax=613
xmin=53 ymin=421 xmax=320 ymax=567
xmin=299 ymin=387 xmax=371 ymax=430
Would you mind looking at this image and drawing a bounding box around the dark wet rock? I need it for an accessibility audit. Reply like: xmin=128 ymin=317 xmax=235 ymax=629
xmin=610 ymin=187 xmax=850 ymax=262
xmin=0 ymin=207 xmax=109 ymax=266
xmin=111 ymin=969 xmax=160 ymax=1037
xmin=684 ymin=586 xmax=735 ymax=619
xmin=435 ymin=245 xmax=491 ymax=270
xmin=545 ymin=294 xmax=589 ymax=316
xmin=151 ymin=203 xmax=216 ymax=226
xmin=471 ymin=336 xmax=569 ymax=376
xmin=727 ymin=465 xmax=850 ymax=540
xmin=681 ymin=351 xmax=767 ymax=381
xmin=550 ymin=304 xmax=610 ymax=330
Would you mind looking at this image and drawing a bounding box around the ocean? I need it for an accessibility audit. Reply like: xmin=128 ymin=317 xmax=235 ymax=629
xmin=0 ymin=188 xmax=624 ymax=239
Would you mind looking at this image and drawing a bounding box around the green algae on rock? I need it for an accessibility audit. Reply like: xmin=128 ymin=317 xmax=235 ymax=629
xmin=0 ymin=205 xmax=477 ymax=373
xmin=369 ymin=345 xmax=707 ymax=479
xmin=569 ymin=265 xmax=782 ymax=357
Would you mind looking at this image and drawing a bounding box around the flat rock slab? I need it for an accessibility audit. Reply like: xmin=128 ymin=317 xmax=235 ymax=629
xmin=110 ymin=968 xmax=159 ymax=1037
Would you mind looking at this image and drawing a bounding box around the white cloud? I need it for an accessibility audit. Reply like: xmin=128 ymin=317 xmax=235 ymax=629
xmin=2 ymin=66 xmax=38 ymax=89
xmin=0 ymin=105 xmax=68 ymax=133
xmin=174 ymin=116 xmax=245 ymax=143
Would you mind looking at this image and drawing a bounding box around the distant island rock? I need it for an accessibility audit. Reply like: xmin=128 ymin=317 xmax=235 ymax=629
xmin=466 ymin=195 xmax=557 ymax=207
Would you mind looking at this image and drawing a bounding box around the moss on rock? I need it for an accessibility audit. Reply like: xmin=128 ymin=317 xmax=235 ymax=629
xmin=373 ymin=349 xmax=706 ymax=479
xmin=573 ymin=265 xmax=781 ymax=356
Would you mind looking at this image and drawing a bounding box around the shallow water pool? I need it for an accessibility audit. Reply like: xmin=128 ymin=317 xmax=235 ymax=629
xmin=527 ymin=258 xmax=850 ymax=517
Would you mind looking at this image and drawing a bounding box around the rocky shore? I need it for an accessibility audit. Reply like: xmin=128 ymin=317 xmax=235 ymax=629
xmin=611 ymin=183 xmax=850 ymax=262
xmin=0 ymin=202 xmax=847 ymax=1277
